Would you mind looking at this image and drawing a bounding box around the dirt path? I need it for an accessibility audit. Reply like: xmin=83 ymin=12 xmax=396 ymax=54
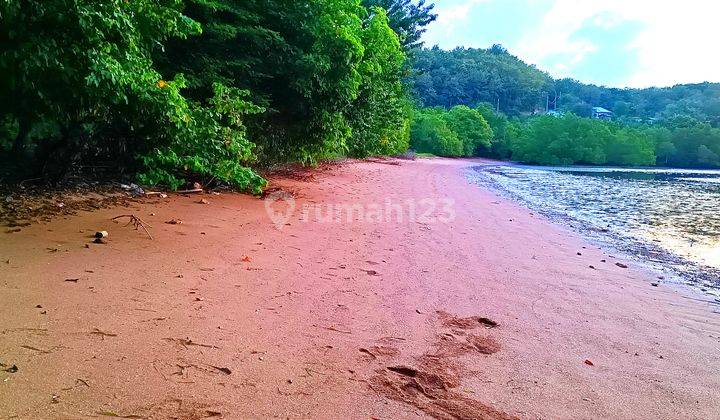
xmin=1 ymin=158 xmax=719 ymax=419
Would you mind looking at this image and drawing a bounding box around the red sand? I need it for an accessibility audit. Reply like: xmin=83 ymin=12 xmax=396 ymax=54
xmin=1 ymin=158 xmax=719 ymax=419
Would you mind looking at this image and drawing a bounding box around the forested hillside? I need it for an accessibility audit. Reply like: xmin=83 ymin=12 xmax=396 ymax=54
xmin=409 ymin=46 xmax=720 ymax=168
xmin=410 ymin=46 xmax=552 ymax=115
xmin=411 ymin=46 xmax=720 ymax=126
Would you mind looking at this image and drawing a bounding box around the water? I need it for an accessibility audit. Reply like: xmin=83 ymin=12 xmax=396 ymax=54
xmin=468 ymin=164 xmax=720 ymax=296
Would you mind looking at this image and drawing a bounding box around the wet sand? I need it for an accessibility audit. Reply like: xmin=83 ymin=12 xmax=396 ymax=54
xmin=1 ymin=158 xmax=719 ymax=419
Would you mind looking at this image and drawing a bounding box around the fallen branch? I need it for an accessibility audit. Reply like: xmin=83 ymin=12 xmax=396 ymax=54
xmin=321 ymin=325 xmax=352 ymax=334
xmin=21 ymin=345 xmax=52 ymax=354
xmin=176 ymin=188 xmax=204 ymax=194
xmin=112 ymin=214 xmax=153 ymax=239
xmin=162 ymin=337 xmax=220 ymax=349
xmin=90 ymin=328 xmax=117 ymax=340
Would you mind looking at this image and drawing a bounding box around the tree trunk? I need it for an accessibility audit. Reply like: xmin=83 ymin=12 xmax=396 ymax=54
xmin=10 ymin=117 xmax=29 ymax=157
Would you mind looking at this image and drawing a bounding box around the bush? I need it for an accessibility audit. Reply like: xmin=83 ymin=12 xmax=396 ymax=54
xmin=443 ymin=105 xmax=493 ymax=156
xmin=410 ymin=109 xmax=463 ymax=156
xmin=510 ymin=114 xmax=655 ymax=166
xmin=410 ymin=107 xmax=493 ymax=157
xmin=0 ymin=0 xmax=266 ymax=190
xmin=138 ymin=83 xmax=267 ymax=193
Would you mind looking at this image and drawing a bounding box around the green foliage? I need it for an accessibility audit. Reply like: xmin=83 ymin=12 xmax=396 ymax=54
xmin=138 ymin=83 xmax=267 ymax=193
xmin=410 ymin=46 xmax=720 ymax=128
xmin=0 ymin=0 xmax=268 ymax=191
xmin=463 ymin=105 xmax=720 ymax=169
xmin=158 ymin=0 xmax=413 ymax=164
xmin=698 ymin=145 xmax=720 ymax=166
xmin=507 ymin=114 xmax=655 ymax=166
xmin=1 ymin=0 xmax=199 ymax=164
xmin=605 ymin=127 xmax=655 ymax=166
xmin=409 ymin=45 xmax=720 ymax=169
xmin=346 ymin=8 xmax=410 ymax=157
xmin=554 ymin=79 xmax=720 ymax=126
xmin=475 ymin=103 xmax=523 ymax=159
xmin=443 ymin=106 xmax=493 ymax=156
xmin=410 ymin=109 xmax=462 ymax=156
xmin=655 ymin=123 xmax=720 ymax=168
xmin=410 ymin=105 xmax=494 ymax=157
xmin=360 ymin=0 xmax=437 ymax=49
xmin=409 ymin=46 xmax=553 ymax=115
xmin=409 ymin=105 xmax=493 ymax=157
xmin=4 ymin=0 xmax=718 ymax=187
xmin=1 ymin=0 xmax=419 ymax=186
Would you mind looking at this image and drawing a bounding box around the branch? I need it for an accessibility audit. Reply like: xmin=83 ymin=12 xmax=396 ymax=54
xmin=112 ymin=215 xmax=153 ymax=239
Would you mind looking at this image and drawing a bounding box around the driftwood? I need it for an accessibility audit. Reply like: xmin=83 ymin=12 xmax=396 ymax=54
xmin=176 ymin=188 xmax=204 ymax=194
xmin=112 ymin=214 xmax=153 ymax=239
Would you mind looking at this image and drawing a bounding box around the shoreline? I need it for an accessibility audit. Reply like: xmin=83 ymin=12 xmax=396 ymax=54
xmin=468 ymin=163 xmax=720 ymax=300
xmin=1 ymin=158 xmax=719 ymax=418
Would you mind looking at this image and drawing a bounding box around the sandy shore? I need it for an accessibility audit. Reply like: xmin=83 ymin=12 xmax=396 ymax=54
xmin=1 ymin=158 xmax=719 ymax=419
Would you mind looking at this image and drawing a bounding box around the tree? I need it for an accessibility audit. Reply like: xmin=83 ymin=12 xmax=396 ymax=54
xmin=0 ymin=0 xmax=198 ymax=171
xmin=410 ymin=109 xmax=462 ymax=156
xmin=605 ymin=128 xmax=655 ymax=166
xmin=649 ymin=127 xmax=674 ymax=165
xmin=346 ymin=8 xmax=410 ymax=157
xmin=361 ymin=0 xmax=437 ymax=49
xmin=410 ymin=46 xmax=720 ymax=127
xmin=697 ymin=144 xmax=720 ymax=166
xmin=409 ymin=47 xmax=552 ymax=115
xmin=159 ymin=0 xmax=375 ymax=164
xmin=475 ymin=103 xmax=520 ymax=159
xmin=443 ymin=106 xmax=492 ymax=156
xmin=656 ymin=123 xmax=720 ymax=168
xmin=0 ymin=0 xmax=266 ymax=191
xmin=509 ymin=114 xmax=654 ymax=166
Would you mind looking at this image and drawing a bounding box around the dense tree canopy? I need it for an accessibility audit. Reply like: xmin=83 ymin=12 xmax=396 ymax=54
xmin=345 ymin=8 xmax=411 ymax=157
xmin=443 ymin=105 xmax=493 ymax=156
xmin=510 ymin=114 xmax=656 ymax=166
xmin=410 ymin=109 xmax=463 ymax=157
xmin=0 ymin=0 xmax=251 ymax=187
xmin=647 ymin=123 xmax=720 ymax=168
xmin=475 ymin=103 xmax=522 ymax=160
xmin=410 ymin=102 xmax=719 ymax=169
xmin=1 ymin=0 xmax=434 ymax=187
xmin=409 ymin=46 xmax=553 ymax=114
xmin=410 ymin=106 xmax=492 ymax=157
xmin=159 ymin=0 xmax=373 ymax=163
xmin=553 ymin=79 xmax=720 ymax=125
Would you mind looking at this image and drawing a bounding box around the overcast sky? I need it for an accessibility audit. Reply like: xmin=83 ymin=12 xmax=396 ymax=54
xmin=422 ymin=0 xmax=720 ymax=88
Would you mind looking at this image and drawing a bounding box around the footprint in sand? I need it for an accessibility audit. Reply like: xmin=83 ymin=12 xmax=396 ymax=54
xmin=363 ymin=311 xmax=509 ymax=419
xmin=436 ymin=310 xmax=498 ymax=329
xmin=359 ymin=345 xmax=401 ymax=360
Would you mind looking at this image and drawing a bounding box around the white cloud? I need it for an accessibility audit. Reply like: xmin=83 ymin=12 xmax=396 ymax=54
xmin=622 ymin=2 xmax=720 ymax=87
xmin=513 ymin=0 xmax=720 ymax=87
xmin=431 ymin=0 xmax=491 ymax=31
xmin=591 ymin=12 xmax=623 ymax=30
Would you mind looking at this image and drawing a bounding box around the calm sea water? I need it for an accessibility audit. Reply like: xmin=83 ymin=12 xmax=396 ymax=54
xmin=468 ymin=164 xmax=720 ymax=296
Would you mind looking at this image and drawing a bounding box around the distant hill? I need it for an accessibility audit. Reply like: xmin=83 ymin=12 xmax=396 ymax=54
xmin=410 ymin=45 xmax=552 ymax=115
xmin=410 ymin=45 xmax=720 ymax=126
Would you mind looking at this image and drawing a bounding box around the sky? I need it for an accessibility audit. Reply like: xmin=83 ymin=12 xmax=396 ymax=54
xmin=422 ymin=0 xmax=720 ymax=88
